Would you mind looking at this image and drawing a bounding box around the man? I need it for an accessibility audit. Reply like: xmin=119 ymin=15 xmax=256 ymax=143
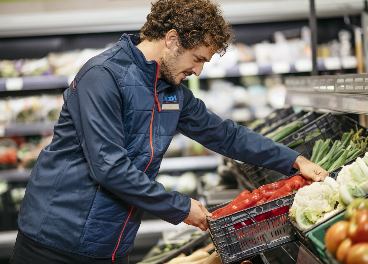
xmin=11 ymin=0 xmax=328 ymax=263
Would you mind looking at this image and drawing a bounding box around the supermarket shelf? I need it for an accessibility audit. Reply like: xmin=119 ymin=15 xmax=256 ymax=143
xmin=285 ymin=91 xmax=368 ymax=115
xmin=0 ymin=169 xmax=32 ymax=182
xmin=0 ymin=155 xmax=222 ymax=182
xmin=0 ymin=57 xmax=357 ymax=91
xmin=0 ymin=76 xmax=70 ymax=92
xmin=0 ymin=122 xmax=55 ymax=137
xmin=198 ymin=57 xmax=358 ymax=79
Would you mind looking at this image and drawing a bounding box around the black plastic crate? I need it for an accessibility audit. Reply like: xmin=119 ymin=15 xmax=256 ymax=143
xmin=238 ymin=166 xmax=288 ymax=190
xmin=235 ymin=113 xmax=367 ymax=191
xmin=260 ymin=111 xmax=310 ymax=136
xmin=246 ymin=112 xmax=318 ymax=188
xmin=279 ymin=113 xmax=339 ymax=148
xmin=293 ymin=114 xmax=368 ymax=160
xmin=208 ymin=194 xmax=296 ymax=264
xmin=253 ymin=107 xmax=294 ymax=133
xmin=231 ymin=159 xmax=258 ymax=191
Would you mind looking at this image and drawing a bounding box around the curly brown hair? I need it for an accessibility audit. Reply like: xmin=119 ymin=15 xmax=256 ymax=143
xmin=140 ymin=0 xmax=233 ymax=55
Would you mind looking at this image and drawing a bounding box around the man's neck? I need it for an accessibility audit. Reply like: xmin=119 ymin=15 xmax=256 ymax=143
xmin=136 ymin=39 xmax=164 ymax=62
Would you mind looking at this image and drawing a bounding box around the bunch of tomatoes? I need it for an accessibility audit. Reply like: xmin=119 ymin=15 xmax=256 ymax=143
xmin=325 ymin=197 xmax=368 ymax=264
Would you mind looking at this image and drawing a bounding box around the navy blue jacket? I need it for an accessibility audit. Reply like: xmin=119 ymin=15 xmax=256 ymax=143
xmin=18 ymin=34 xmax=299 ymax=260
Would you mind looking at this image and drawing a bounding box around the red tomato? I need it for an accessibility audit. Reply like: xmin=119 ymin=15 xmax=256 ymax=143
xmin=345 ymin=243 xmax=368 ymax=264
xmin=325 ymin=220 xmax=350 ymax=255
xmin=348 ymin=211 xmax=368 ymax=243
xmin=336 ymin=238 xmax=353 ymax=262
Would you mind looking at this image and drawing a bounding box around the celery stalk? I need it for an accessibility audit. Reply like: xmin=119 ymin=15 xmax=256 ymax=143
xmin=310 ymin=139 xmax=323 ymax=163
xmin=328 ymin=148 xmax=349 ymax=172
xmin=315 ymin=139 xmax=331 ymax=164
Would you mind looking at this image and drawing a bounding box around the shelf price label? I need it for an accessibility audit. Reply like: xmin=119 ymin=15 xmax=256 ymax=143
xmin=5 ymin=78 xmax=23 ymax=91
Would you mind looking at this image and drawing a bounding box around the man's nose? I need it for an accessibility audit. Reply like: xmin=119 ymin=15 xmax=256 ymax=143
xmin=192 ymin=63 xmax=204 ymax=77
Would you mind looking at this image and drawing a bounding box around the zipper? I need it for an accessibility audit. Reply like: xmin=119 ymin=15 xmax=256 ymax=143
xmin=143 ymin=61 xmax=161 ymax=172
xmin=111 ymin=62 xmax=161 ymax=263
xmin=111 ymin=206 xmax=134 ymax=262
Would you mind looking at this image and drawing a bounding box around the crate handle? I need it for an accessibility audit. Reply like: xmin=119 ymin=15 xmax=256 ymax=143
xmin=246 ymin=206 xmax=264 ymax=218
xmin=275 ymin=197 xmax=293 ymax=207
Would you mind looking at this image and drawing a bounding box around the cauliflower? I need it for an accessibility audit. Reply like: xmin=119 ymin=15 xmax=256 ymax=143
xmin=336 ymin=163 xmax=353 ymax=186
xmin=290 ymin=178 xmax=338 ymax=230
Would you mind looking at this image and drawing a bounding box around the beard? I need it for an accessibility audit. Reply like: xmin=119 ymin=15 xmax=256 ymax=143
xmin=158 ymin=47 xmax=192 ymax=85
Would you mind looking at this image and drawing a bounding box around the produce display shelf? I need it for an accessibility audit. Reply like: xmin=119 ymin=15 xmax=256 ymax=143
xmin=0 ymin=155 xmax=222 ymax=183
xmin=199 ymin=57 xmax=357 ymax=79
xmin=0 ymin=76 xmax=71 ymax=92
xmin=0 ymin=169 xmax=32 ymax=182
xmin=0 ymin=57 xmax=358 ymax=91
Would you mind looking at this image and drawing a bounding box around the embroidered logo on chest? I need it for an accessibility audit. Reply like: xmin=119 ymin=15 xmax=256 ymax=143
xmin=162 ymin=95 xmax=179 ymax=110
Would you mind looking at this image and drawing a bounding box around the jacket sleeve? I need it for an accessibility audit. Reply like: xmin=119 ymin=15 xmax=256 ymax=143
xmin=67 ymin=66 xmax=190 ymax=225
xmin=177 ymin=86 xmax=300 ymax=176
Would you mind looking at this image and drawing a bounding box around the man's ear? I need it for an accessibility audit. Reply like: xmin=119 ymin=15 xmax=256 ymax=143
xmin=165 ymin=29 xmax=179 ymax=51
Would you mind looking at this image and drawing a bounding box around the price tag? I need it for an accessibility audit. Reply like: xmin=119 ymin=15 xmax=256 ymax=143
xmin=239 ymin=62 xmax=259 ymax=76
xmin=0 ymin=125 xmax=4 ymax=137
xmin=271 ymin=61 xmax=290 ymax=74
xmin=5 ymin=78 xmax=23 ymax=91
xmin=324 ymin=57 xmax=341 ymax=70
xmin=295 ymin=59 xmax=312 ymax=72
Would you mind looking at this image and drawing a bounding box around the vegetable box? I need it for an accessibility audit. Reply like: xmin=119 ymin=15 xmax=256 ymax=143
xmin=293 ymin=115 xmax=368 ymax=161
xmin=253 ymin=107 xmax=294 ymax=133
xmin=259 ymin=110 xmax=310 ymax=136
xmin=305 ymin=211 xmax=345 ymax=264
xmin=207 ymin=194 xmax=296 ymax=264
xmin=279 ymin=113 xmax=340 ymax=154
xmin=235 ymin=114 xmax=367 ymax=191
xmin=237 ymin=112 xmax=319 ymax=189
xmin=290 ymin=155 xmax=368 ymax=264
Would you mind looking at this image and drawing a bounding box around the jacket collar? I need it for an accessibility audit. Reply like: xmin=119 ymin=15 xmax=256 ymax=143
xmin=117 ymin=34 xmax=177 ymax=93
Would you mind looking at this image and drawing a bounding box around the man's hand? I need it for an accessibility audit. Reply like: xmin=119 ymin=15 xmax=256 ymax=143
xmin=293 ymin=155 xmax=328 ymax=182
xmin=183 ymin=198 xmax=212 ymax=231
